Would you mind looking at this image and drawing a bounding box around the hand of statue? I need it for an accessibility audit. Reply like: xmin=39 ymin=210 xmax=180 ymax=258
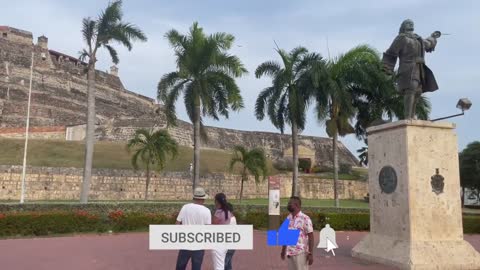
xmin=431 ymin=31 xmax=441 ymax=39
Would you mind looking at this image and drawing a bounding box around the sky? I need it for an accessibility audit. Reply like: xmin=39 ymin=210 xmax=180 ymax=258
xmin=2 ymin=0 xmax=479 ymax=154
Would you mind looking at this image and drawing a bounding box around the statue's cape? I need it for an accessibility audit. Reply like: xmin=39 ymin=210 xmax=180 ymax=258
xmin=422 ymin=65 xmax=439 ymax=93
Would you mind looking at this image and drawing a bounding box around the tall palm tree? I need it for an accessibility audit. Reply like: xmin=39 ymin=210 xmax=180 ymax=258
xmin=157 ymin=22 xmax=247 ymax=191
xmin=255 ymin=46 xmax=321 ymax=196
xmin=229 ymin=145 xmax=268 ymax=202
xmin=127 ymin=129 xmax=178 ymax=200
xmin=314 ymin=45 xmax=388 ymax=208
xmin=78 ymin=0 xmax=147 ymax=203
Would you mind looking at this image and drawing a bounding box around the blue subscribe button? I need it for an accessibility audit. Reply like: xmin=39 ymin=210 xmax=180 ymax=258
xmin=149 ymin=225 xmax=253 ymax=250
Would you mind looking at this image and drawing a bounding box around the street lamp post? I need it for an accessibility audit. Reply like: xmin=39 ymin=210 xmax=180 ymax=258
xmin=431 ymin=98 xmax=472 ymax=122
xmin=20 ymin=51 xmax=35 ymax=204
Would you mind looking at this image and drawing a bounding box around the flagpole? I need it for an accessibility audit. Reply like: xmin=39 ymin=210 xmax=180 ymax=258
xmin=20 ymin=51 xmax=34 ymax=204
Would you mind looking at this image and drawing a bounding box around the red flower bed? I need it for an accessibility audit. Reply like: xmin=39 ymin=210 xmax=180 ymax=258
xmin=108 ymin=210 xmax=125 ymax=220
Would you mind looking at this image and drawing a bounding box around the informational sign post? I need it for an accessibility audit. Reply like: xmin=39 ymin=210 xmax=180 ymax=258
xmin=268 ymin=176 xmax=280 ymax=231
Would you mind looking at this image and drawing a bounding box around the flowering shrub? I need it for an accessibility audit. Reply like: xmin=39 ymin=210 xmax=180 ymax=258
xmin=108 ymin=210 xmax=124 ymax=220
xmin=0 ymin=211 xmax=176 ymax=237
xmin=75 ymin=210 xmax=98 ymax=220
xmin=75 ymin=210 xmax=89 ymax=217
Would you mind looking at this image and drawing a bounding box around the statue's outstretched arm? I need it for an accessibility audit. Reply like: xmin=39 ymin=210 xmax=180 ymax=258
xmin=424 ymin=32 xmax=439 ymax=53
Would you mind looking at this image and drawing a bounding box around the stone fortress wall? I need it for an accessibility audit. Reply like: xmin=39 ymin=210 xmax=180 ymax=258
xmin=0 ymin=165 xmax=367 ymax=201
xmin=0 ymin=25 xmax=358 ymax=168
xmin=0 ymin=26 xmax=156 ymax=128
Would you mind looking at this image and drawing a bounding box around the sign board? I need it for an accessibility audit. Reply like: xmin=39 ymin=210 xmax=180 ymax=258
xmin=268 ymin=176 xmax=280 ymax=216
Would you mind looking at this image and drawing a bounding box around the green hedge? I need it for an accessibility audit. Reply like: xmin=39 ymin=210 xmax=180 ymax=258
xmin=0 ymin=203 xmax=478 ymax=237
xmin=237 ymin=211 xmax=369 ymax=231
xmin=0 ymin=203 xmax=369 ymax=217
xmin=0 ymin=210 xmax=176 ymax=237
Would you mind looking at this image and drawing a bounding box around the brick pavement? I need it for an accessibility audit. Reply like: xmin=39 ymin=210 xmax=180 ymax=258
xmin=0 ymin=231 xmax=479 ymax=270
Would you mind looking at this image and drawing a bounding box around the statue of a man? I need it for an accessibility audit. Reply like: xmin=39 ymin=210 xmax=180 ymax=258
xmin=382 ymin=19 xmax=441 ymax=119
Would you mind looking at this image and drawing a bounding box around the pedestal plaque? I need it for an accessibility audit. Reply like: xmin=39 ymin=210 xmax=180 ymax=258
xmin=352 ymin=120 xmax=480 ymax=270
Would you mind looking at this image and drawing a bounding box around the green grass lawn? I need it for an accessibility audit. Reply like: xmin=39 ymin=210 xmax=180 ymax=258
xmin=302 ymin=167 xmax=368 ymax=181
xmin=0 ymin=139 xmax=279 ymax=175
xmin=0 ymin=139 xmax=369 ymax=180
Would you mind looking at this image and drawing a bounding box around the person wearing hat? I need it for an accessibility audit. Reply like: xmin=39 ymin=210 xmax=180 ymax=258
xmin=175 ymin=187 xmax=212 ymax=270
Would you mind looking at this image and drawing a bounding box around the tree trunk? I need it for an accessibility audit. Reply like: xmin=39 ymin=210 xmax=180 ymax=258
xmin=240 ymin=174 xmax=245 ymax=203
xmin=240 ymin=168 xmax=247 ymax=203
xmin=291 ymin=123 xmax=299 ymax=197
xmin=192 ymin=101 xmax=201 ymax=192
xmin=145 ymin=164 xmax=150 ymax=201
xmin=461 ymin=186 xmax=465 ymax=208
xmin=80 ymin=62 xmax=96 ymax=204
xmin=333 ymin=133 xmax=340 ymax=208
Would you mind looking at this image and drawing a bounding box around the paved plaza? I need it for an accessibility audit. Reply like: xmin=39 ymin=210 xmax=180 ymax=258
xmin=1 ymin=231 xmax=479 ymax=270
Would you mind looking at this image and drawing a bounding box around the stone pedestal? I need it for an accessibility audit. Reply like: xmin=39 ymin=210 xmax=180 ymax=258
xmin=352 ymin=120 xmax=480 ymax=270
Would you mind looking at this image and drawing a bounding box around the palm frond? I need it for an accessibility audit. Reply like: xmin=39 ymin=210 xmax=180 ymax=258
xmin=209 ymin=32 xmax=234 ymax=50
xmin=212 ymin=53 xmax=248 ymax=77
xmin=82 ymin=18 xmax=96 ymax=49
xmin=255 ymin=87 xmax=275 ymax=120
xmin=104 ymin=45 xmax=119 ymax=64
xmin=165 ymin=29 xmax=187 ymax=51
xmin=255 ymin=61 xmax=281 ymax=78
xmin=289 ymin=46 xmax=308 ymax=64
xmin=78 ymin=49 xmax=90 ymax=62
xmin=97 ymin=0 xmax=123 ymax=41
xmin=157 ymin=72 xmax=184 ymax=102
xmin=110 ymin=23 xmax=147 ymax=50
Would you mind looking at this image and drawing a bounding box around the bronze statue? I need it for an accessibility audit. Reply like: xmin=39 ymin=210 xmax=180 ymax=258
xmin=382 ymin=19 xmax=441 ymax=119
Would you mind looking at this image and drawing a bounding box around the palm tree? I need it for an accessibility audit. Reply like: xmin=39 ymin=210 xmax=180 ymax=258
xmin=229 ymin=145 xmax=268 ymax=202
xmin=127 ymin=129 xmax=178 ymax=200
xmin=255 ymin=46 xmax=321 ymax=196
xmin=78 ymin=0 xmax=147 ymax=203
xmin=157 ymin=22 xmax=247 ymax=191
xmin=313 ymin=45 xmax=388 ymax=208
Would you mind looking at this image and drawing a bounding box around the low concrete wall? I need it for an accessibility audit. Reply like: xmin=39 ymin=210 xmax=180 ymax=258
xmin=0 ymin=126 xmax=65 ymax=140
xmin=0 ymin=165 xmax=367 ymax=201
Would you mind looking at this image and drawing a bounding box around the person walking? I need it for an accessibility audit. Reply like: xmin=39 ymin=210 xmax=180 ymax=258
xmin=211 ymin=193 xmax=232 ymax=270
xmin=281 ymin=196 xmax=314 ymax=270
xmin=224 ymin=202 xmax=236 ymax=270
xmin=175 ymin=187 xmax=211 ymax=270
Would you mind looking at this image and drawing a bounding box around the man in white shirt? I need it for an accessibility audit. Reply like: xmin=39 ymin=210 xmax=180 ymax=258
xmin=175 ymin=187 xmax=211 ymax=270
